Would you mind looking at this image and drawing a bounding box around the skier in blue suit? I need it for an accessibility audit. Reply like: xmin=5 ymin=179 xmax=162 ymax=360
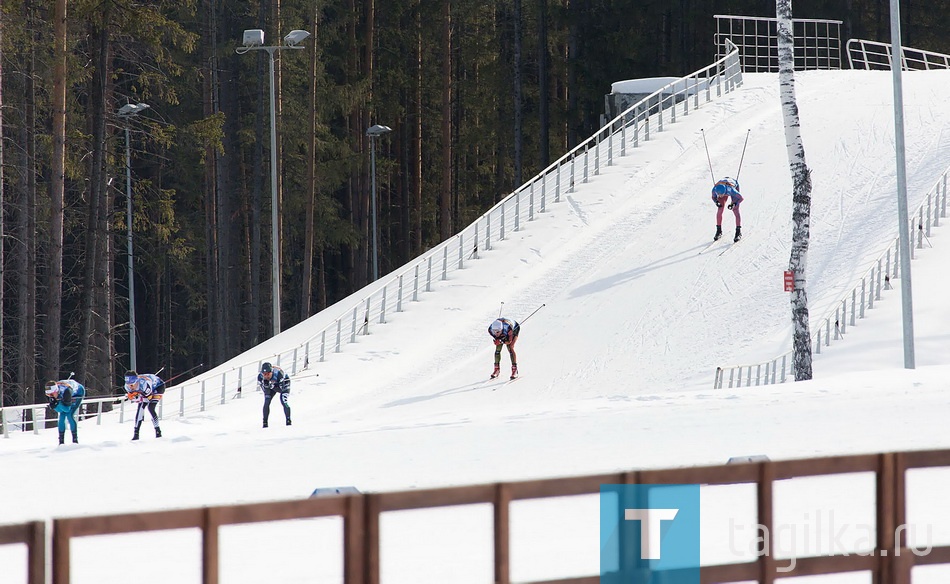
xmin=45 ymin=379 xmax=86 ymax=445
xmin=711 ymin=177 xmax=743 ymax=242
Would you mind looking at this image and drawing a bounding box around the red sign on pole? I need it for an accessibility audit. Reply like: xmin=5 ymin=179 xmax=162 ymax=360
xmin=784 ymin=270 xmax=794 ymax=292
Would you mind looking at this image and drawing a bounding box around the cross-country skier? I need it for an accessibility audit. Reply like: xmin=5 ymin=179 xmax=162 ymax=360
xmin=488 ymin=318 xmax=520 ymax=380
xmin=124 ymin=371 xmax=165 ymax=440
xmin=711 ymin=177 xmax=743 ymax=242
xmin=45 ymin=379 xmax=86 ymax=445
xmin=258 ymin=362 xmax=291 ymax=428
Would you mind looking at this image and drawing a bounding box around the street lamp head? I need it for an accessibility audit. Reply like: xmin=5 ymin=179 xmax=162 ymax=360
xmin=242 ymin=29 xmax=265 ymax=47
xmin=283 ymin=29 xmax=311 ymax=47
xmin=366 ymin=124 xmax=392 ymax=137
xmin=118 ymin=103 xmax=150 ymax=117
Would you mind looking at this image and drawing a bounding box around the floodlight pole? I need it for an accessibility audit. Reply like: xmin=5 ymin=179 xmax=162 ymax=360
xmin=889 ymin=0 xmax=915 ymax=368
xmin=118 ymin=102 xmax=149 ymax=372
xmin=366 ymin=124 xmax=392 ymax=282
xmin=237 ymin=31 xmax=309 ymax=337
xmin=125 ymin=123 xmax=136 ymax=371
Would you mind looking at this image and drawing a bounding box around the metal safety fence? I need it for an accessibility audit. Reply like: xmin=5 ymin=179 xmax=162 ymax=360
xmin=715 ymin=168 xmax=949 ymax=388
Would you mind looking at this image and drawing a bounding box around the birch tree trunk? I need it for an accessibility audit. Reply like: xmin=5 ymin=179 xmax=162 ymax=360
xmin=777 ymin=0 xmax=813 ymax=381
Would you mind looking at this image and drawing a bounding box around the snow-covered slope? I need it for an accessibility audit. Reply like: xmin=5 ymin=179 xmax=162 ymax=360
xmin=3 ymin=69 xmax=950 ymax=541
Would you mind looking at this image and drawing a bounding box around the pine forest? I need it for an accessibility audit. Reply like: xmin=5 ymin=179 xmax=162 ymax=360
xmin=0 ymin=0 xmax=947 ymax=405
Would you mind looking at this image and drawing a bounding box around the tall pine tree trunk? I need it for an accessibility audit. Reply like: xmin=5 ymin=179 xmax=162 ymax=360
xmin=47 ymin=0 xmax=67 ymax=386
xmin=412 ymin=2 xmax=423 ymax=253
xmin=566 ymin=0 xmax=580 ymax=147
xmin=512 ymin=0 xmax=523 ymax=185
xmin=0 ymin=10 xmax=5 ymax=409
xmin=777 ymin=0 xmax=813 ymax=381
xmin=19 ymin=0 xmax=37 ymax=403
xmin=302 ymin=11 xmax=318 ymax=321
xmin=538 ymin=0 xmax=549 ymax=168
xmin=439 ymin=0 xmax=453 ymax=240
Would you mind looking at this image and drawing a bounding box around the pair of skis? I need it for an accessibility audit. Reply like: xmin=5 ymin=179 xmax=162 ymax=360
xmin=698 ymin=232 xmax=743 ymax=256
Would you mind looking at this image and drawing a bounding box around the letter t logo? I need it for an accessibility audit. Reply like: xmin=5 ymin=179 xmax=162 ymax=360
xmin=624 ymin=508 xmax=679 ymax=559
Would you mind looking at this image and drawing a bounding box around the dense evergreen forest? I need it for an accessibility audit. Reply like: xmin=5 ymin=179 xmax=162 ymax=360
xmin=0 ymin=0 xmax=947 ymax=405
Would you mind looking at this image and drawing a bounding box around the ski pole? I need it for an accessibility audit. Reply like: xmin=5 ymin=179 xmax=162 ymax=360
xmin=735 ymin=129 xmax=751 ymax=180
xmin=520 ymin=303 xmax=546 ymax=325
xmin=700 ymin=129 xmax=715 ymax=182
xmin=162 ymin=363 xmax=204 ymax=385
xmin=498 ymin=301 xmax=505 ymax=317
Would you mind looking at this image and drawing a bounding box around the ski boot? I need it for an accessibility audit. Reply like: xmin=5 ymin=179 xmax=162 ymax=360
xmin=286 ymin=419 xmax=292 ymax=426
xmin=58 ymin=432 xmax=65 ymax=445
xmin=263 ymin=420 xmax=269 ymax=428
xmin=734 ymin=226 xmax=742 ymax=242
xmin=155 ymin=427 xmax=162 ymax=438
xmin=510 ymin=365 xmax=519 ymax=380
xmin=72 ymin=432 xmax=79 ymax=444
xmin=490 ymin=365 xmax=501 ymax=379
xmin=132 ymin=432 xmax=140 ymax=441
xmin=714 ymin=226 xmax=723 ymax=241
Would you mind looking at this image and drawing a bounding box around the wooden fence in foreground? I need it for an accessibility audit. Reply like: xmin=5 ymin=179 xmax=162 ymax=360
xmin=4 ymin=448 xmax=949 ymax=583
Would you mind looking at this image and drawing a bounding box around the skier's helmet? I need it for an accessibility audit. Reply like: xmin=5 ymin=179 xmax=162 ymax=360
xmin=261 ymin=362 xmax=273 ymax=375
xmin=45 ymin=381 xmax=59 ymax=396
xmin=490 ymin=319 xmax=504 ymax=338
xmin=713 ymin=183 xmax=728 ymax=197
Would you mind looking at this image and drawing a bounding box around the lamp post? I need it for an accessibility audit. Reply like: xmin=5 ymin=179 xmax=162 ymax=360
xmin=236 ymin=28 xmax=310 ymax=336
xmin=366 ymin=124 xmax=391 ymax=282
xmin=117 ymin=102 xmax=150 ymax=372
xmin=889 ymin=0 xmax=915 ymax=369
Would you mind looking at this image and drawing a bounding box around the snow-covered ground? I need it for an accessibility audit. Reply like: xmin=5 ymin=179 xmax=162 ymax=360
xmin=3 ymin=71 xmax=950 ymax=583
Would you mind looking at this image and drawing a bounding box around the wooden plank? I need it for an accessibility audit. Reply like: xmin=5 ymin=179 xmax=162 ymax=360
xmin=899 ymin=448 xmax=950 ymax=469
xmin=52 ymin=519 xmax=70 ymax=584
xmin=875 ymin=453 xmax=895 ymax=584
xmin=202 ymin=507 xmax=219 ymax=584
xmin=66 ymin=508 xmax=204 ymax=537
xmin=0 ymin=522 xmax=30 ymax=545
xmin=527 ymin=577 xmax=599 ymax=584
xmin=376 ymin=484 xmax=496 ymax=511
xmin=772 ymin=454 xmax=879 ymax=480
xmin=700 ymin=561 xmax=759 ymax=583
xmin=507 ymin=473 xmax=624 ymax=500
xmin=344 ymin=496 xmax=365 ymax=584
xmin=759 ymin=461 xmax=775 ymax=584
xmin=779 ymin=553 xmax=875 ymax=577
xmin=212 ymin=497 xmax=348 ymax=525
xmin=28 ymin=521 xmax=45 ymax=584
xmin=905 ymin=545 xmax=950 ymax=566
xmin=364 ymin=494 xmax=381 ymax=584
xmin=639 ymin=464 xmax=760 ymax=485
xmin=494 ymin=484 xmax=511 ymax=584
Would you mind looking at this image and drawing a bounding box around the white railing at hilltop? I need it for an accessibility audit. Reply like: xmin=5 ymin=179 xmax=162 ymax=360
xmin=0 ymin=396 xmax=143 ymax=436
xmin=714 ymin=168 xmax=949 ymax=389
xmin=847 ymin=39 xmax=950 ymax=71
xmin=2 ymin=41 xmax=743 ymax=437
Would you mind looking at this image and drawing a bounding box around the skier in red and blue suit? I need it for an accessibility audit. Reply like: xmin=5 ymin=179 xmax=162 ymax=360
xmin=488 ymin=318 xmax=520 ymax=380
xmin=711 ymin=177 xmax=743 ymax=242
